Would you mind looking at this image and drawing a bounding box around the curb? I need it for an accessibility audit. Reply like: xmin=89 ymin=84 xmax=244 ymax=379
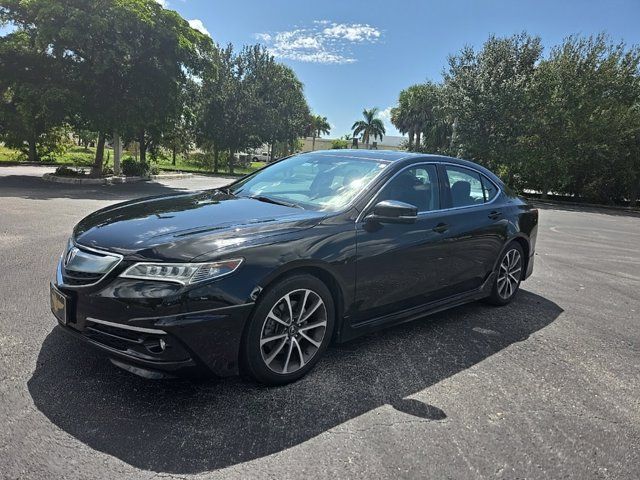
xmin=158 ymin=169 xmax=245 ymax=179
xmin=43 ymin=173 xmax=147 ymax=185
xmin=42 ymin=172 xmax=193 ymax=184
xmin=150 ymin=173 xmax=193 ymax=180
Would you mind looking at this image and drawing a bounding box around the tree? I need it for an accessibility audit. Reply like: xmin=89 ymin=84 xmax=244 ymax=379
xmin=248 ymin=54 xmax=310 ymax=162
xmin=73 ymin=128 xmax=97 ymax=150
xmin=161 ymin=79 xmax=200 ymax=165
xmin=198 ymin=45 xmax=256 ymax=174
xmin=352 ymin=108 xmax=386 ymax=149
xmin=198 ymin=44 xmax=310 ymax=171
xmin=390 ymin=91 xmax=413 ymax=149
xmin=443 ymin=33 xmax=543 ymax=184
xmin=391 ymin=82 xmax=451 ymax=153
xmin=0 ymin=30 xmax=71 ymax=161
xmin=306 ymin=114 xmax=331 ymax=151
xmin=523 ymin=35 xmax=640 ymax=203
xmin=2 ymin=0 xmax=214 ymax=175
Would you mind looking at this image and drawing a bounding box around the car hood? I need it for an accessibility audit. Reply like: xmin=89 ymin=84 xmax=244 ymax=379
xmin=73 ymin=191 xmax=326 ymax=261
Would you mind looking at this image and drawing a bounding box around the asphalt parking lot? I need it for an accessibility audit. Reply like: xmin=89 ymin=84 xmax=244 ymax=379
xmin=1 ymin=165 xmax=639 ymax=479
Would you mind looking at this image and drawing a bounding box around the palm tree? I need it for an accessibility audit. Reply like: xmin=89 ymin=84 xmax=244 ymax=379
xmin=306 ymin=114 xmax=331 ymax=151
xmin=391 ymin=102 xmax=412 ymax=149
xmin=352 ymin=108 xmax=386 ymax=149
xmin=391 ymin=82 xmax=451 ymax=152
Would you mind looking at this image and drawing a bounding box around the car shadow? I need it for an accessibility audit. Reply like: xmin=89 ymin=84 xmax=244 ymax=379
xmin=28 ymin=290 xmax=562 ymax=474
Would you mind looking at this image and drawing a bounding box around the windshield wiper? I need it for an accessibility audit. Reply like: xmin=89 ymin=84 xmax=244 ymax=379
xmin=217 ymin=186 xmax=236 ymax=196
xmin=248 ymin=195 xmax=302 ymax=209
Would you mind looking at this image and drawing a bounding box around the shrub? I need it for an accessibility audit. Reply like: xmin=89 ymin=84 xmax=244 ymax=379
xmin=54 ymin=166 xmax=85 ymax=177
xmin=331 ymin=139 xmax=349 ymax=149
xmin=186 ymin=151 xmax=214 ymax=169
xmin=121 ymin=157 xmax=149 ymax=177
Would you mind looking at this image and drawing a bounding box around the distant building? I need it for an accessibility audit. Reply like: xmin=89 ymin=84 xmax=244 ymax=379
xmin=301 ymin=135 xmax=406 ymax=152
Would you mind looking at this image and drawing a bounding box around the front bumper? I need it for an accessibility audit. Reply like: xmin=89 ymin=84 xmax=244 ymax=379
xmin=53 ymin=258 xmax=255 ymax=378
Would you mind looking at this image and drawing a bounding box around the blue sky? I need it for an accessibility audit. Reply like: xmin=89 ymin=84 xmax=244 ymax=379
xmin=5 ymin=1 xmax=640 ymax=137
xmin=162 ymin=0 xmax=640 ymax=137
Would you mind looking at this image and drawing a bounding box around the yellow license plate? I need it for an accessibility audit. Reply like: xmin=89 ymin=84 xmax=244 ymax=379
xmin=50 ymin=283 xmax=68 ymax=325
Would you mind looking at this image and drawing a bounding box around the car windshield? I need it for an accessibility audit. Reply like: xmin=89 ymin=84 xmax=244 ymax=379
xmin=229 ymin=153 xmax=389 ymax=211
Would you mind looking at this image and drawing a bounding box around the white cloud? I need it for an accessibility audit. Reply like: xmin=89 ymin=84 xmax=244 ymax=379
xmin=378 ymin=106 xmax=403 ymax=136
xmin=281 ymin=50 xmax=356 ymax=64
xmin=188 ymin=19 xmax=211 ymax=37
xmin=322 ymin=23 xmax=381 ymax=42
xmin=255 ymin=20 xmax=381 ymax=64
xmin=155 ymin=0 xmax=168 ymax=7
xmin=379 ymin=106 xmax=393 ymax=122
xmin=378 ymin=106 xmax=399 ymax=134
xmin=255 ymin=33 xmax=272 ymax=42
xmin=274 ymin=30 xmax=322 ymax=51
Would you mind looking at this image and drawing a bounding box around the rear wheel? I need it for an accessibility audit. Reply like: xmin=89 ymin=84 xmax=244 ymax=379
xmin=242 ymin=274 xmax=335 ymax=385
xmin=486 ymin=243 xmax=524 ymax=306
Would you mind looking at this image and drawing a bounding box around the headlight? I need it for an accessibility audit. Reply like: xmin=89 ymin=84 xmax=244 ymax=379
xmin=120 ymin=259 xmax=243 ymax=285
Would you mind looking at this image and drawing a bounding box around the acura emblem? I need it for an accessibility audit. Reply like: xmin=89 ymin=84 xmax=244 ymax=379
xmin=64 ymin=246 xmax=79 ymax=267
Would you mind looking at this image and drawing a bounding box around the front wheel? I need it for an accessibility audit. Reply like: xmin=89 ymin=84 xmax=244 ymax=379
xmin=241 ymin=274 xmax=335 ymax=385
xmin=486 ymin=243 xmax=524 ymax=306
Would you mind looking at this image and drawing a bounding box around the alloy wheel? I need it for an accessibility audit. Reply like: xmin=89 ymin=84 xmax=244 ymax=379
xmin=259 ymin=289 xmax=327 ymax=374
xmin=497 ymin=248 xmax=522 ymax=300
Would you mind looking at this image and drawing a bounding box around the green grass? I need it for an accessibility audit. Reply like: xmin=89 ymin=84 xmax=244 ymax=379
xmin=0 ymin=145 xmax=24 ymax=162
xmin=0 ymin=145 xmax=114 ymax=166
xmin=0 ymin=144 xmax=265 ymax=176
xmin=153 ymin=154 xmax=265 ymax=176
xmin=60 ymin=146 xmax=116 ymax=166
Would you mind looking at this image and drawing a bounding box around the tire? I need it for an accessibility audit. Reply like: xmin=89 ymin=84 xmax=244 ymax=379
xmin=485 ymin=242 xmax=525 ymax=306
xmin=241 ymin=274 xmax=335 ymax=385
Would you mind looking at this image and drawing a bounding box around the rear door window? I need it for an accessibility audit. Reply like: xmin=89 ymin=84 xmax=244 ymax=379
xmin=444 ymin=166 xmax=485 ymax=207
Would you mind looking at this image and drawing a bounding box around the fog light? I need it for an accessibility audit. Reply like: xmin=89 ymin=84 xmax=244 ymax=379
xmin=144 ymin=337 xmax=167 ymax=354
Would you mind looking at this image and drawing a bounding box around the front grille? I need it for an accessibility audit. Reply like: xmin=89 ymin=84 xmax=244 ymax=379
xmin=62 ymin=269 xmax=104 ymax=286
xmin=60 ymin=242 xmax=122 ymax=287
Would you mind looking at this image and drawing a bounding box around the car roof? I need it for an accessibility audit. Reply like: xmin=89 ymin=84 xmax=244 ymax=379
xmin=302 ymin=149 xmax=426 ymax=161
xmin=301 ymin=149 xmax=504 ymax=186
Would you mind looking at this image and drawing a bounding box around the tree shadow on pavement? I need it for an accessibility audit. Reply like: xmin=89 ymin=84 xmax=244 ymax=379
xmin=28 ymin=290 xmax=562 ymax=474
xmin=531 ymin=200 xmax=640 ymax=218
xmin=0 ymin=175 xmax=203 ymax=201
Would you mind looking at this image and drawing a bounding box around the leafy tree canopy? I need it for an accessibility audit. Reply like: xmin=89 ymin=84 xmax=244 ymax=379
xmin=2 ymin=0 xmax=214 ymax=172
xmin=390 ymin=32 xmax=640 ymax=205
xmin=0 ymin=30 xmax=73 ymax=161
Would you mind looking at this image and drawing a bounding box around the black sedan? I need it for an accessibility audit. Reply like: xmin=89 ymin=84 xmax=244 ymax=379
xmin=50 ymin=150 xmax=538 ymax=385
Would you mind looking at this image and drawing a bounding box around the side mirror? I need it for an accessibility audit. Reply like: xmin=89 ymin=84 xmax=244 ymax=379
xmin=366 ymin=200 xmax=418 ymax=224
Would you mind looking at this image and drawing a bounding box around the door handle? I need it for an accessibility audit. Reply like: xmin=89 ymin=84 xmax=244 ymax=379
xmin=432 ymin=222 xmax=449 ymax=234
xmin=488 ymin=211 xmax=502 ymax=220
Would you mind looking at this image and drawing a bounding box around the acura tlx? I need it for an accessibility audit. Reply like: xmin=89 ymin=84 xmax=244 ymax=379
xmin=50 ymin=150 xmax=538 ymax=385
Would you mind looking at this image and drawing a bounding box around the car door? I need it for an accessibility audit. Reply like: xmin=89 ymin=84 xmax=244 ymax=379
xmin=433 ymin=164 xmax=506 ymax=296
xmin=353 ymin=163 xmax=451 ymax=323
